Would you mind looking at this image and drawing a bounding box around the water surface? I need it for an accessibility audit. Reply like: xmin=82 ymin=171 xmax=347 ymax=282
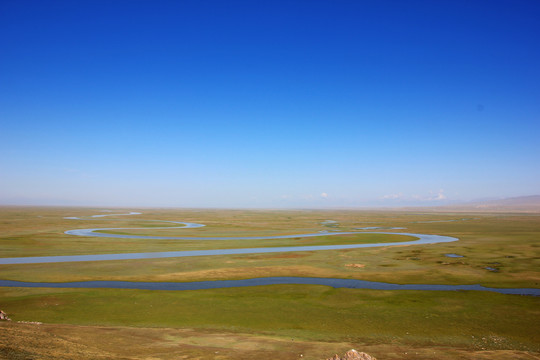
xmin=0 ymin=278 xmax=537 ymax=296
xmin=0 ymin=213 xmax=458 ymax=265
xmin=0 ymin=232 xmax=457 ymax=265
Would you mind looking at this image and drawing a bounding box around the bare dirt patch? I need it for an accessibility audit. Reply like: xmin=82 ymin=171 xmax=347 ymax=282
xmin=345 ymin=264 xmax=366 ymax=268
xmin=1 ymin=323 xmax=539 ymax=360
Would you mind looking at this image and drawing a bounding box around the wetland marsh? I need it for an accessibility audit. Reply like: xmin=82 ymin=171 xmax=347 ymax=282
xmin=1 ymin=207 xmax=539 ymax=359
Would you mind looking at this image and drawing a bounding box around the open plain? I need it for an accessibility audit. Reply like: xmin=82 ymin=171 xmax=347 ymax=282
xmin=1 ymin=206 xmax=539 ymax=359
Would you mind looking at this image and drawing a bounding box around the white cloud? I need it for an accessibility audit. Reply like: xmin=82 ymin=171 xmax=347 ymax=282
xmin=381 ymin=193 xmax=404 ymax=200
xmin=435 ymin=189 xmax=446 ymax=200
xmin=381 ymin=190 xmax=447 ymax=202
xmin=320 ymin=192 xmax=328 ymax=199
xmin=425 ymin=189 xmax=446 ymax=201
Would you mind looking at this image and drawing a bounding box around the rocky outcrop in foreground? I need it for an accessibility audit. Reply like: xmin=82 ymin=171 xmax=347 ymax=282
xmin=327 ymin=349 xmax=376 ymax=360
xmin=0 ymin=310 xmax=11 ymax=321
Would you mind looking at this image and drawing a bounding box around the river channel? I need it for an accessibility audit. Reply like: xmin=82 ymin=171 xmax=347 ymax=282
xmin=1 ymin=212 xmax=536 ymax=296
xmin=0 ymin=213 xmax=458 ymax=264
xmin=0 ymin=278 xmax=538 ymax=295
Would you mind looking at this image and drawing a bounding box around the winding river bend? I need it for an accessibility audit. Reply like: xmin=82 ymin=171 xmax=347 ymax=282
xmin=0 ymin=214 xmax=459 ymax=264
xmin=1 ymin=212 xmax=536 ymax=295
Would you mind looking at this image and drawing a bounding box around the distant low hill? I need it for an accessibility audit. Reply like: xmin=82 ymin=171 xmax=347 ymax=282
xmin=435 ymin=195 xmax=540 ymax=213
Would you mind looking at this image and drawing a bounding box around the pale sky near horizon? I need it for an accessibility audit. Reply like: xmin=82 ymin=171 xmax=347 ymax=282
xmin=1 ymin=0 xmax=539 ymax=208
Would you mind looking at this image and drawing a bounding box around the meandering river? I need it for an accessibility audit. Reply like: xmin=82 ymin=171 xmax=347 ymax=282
xmin=1 ymin=212 xmax=536 ymax=295
xmin=0 ymin=214 xmax=458 ymax=264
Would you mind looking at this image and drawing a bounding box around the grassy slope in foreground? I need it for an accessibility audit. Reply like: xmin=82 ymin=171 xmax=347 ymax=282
xmin=1 ymin=285 xmax=539 ymax=354
xmin=2 ymin=322 xmax=538 ymax=360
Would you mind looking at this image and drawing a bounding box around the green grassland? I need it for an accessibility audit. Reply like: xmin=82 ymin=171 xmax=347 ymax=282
xmin=1 ymin=207 xmax=539 ymax=359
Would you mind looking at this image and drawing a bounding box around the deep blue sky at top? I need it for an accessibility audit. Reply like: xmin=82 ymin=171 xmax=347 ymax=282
xmin=1 ymin=0 xmax=539 ymax=208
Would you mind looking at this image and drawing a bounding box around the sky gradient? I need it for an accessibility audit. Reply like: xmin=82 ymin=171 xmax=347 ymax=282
xmin=1 ymin=0 xmax=539 ymax=208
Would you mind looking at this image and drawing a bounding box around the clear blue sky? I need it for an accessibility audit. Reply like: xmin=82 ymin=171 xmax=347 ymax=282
xmin=1 ymin=0 xmax=539 ymax=208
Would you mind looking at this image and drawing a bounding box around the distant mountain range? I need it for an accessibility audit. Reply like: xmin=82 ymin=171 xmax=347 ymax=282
xmin=433 ymin=195 xmax=540 ymax=213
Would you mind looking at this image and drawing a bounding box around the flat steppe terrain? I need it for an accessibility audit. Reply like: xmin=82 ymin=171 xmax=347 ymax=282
xmin=1 ymin=207 xmax=539 ymax=359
